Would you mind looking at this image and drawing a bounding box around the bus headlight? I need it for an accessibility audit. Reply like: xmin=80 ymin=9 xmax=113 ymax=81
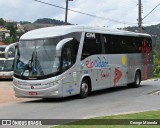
xmin=52 ymin=80 xmax=61 ymax=86
xmin=46 ymin=78 xmax=63 ymax=87
xmin=46 ymin=82 xmax=57 ymax=88
xmin=45 ymin=77 xmax=65 ymax=88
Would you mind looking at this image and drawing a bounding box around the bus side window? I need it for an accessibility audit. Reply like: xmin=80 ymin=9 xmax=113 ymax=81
xmin=81 ymin=42 xmax=90 ymax=60
xmin=71 ymin=39 xmax=80 ymax=64
xmin=62 ymin=44 xmax=72 ymax=71
xmin=61 ymin=39 xmax=80 ymax=71
xmin=81 ymin=33 xmax=102 ymax=60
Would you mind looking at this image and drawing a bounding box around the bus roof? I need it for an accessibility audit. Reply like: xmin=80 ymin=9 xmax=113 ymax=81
xmin=20 ymin=25 xmax=151 ymax=40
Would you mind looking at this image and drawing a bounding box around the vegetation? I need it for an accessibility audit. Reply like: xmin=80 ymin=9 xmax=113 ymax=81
xmin=153 ymin=41 xmax=160 ymax=77
xmin=0 ymin=18 xmax=5 ymax=25
xmin=34 ymin=18 xmax=70 ymax=25
xmin=53 ymin=110 xmax=160 ymax=128
xmin=0 ymin=18 xmax=18 ymax=44
xmin=126 ymin=24 xmax=160 ymax=40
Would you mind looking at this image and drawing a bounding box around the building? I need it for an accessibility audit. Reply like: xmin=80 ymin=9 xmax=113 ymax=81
xmin=17 ymin=23 xmax=25 ymax=33
xmin=0 ymin=32 xmax=4 ymax=41
xmin=0 ymin=42 xmax=6 ymax=45
xmin=0 ymin=26 xmax=10 ymax=41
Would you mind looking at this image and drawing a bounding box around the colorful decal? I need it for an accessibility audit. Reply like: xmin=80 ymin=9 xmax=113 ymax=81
xmin=85 ymin=57 xmax=109 ymax=69
xmin=81 ymin=62 xmax=84 ymax=69
xmin=95 ymin=57 xmax=109 ymax=68
xmin=122 ymin=55 xmax=126 ymax=65
xmin=84 ymin=70 xmax=88 ymax=74
xmin=73 ymin=72 xmax=77 ymax=82
xmin=66 ymin=88 xmax=74 ymax=94
xmin=114 ymin=68 xmax=122 ymax=86
xmin=101 ymin=71 xmax=110 ymax=80
xmin=86 ymin=59 xmax=94 ymax=68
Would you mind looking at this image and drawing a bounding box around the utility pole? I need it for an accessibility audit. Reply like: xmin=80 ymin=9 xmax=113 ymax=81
xmin=65 ymin=0 xmax=69 ymax=24
xmin=65 ymin=0 xmax=73 ymax=24
xmin=138 ymin=0 xmax=142 ymax=33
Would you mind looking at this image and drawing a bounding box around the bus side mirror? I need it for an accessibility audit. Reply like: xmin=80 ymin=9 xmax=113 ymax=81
xmin=56 ymin=38 xmax=73 ymax=56
xmin=5 ymin=42 xmax=18 ymax=59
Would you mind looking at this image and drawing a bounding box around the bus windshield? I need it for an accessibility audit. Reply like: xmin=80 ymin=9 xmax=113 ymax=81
xmin=0 ymin=60 xmax=14 ymax=71
xmin=15 ymin=38 xmax=61 ymax=79
xmin=0 ymin=47 xmax=15 ymax=58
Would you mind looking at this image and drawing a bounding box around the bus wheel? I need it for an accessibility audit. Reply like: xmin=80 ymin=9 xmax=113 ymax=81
xmin=80 ymin=79 xmax=89 ymax=98
xmin=132 ymin=71 xmax=141 ymax=88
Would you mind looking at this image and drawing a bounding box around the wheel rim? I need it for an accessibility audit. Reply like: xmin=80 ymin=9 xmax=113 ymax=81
xmin=81 ymin=82 xmax=88 ymax=94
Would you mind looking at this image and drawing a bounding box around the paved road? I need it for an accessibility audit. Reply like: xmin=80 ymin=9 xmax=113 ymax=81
xmin=0 ymin=79 xmax=160 ymax=127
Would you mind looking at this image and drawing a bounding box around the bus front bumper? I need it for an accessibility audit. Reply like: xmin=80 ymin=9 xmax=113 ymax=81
xmin=0 ymin=72 xmax=13 ymax=79
xmin=13 ymin=84 xmax=63 ymax=98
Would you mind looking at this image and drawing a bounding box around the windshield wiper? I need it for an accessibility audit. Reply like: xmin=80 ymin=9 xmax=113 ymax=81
xmin=29 ymin=47 xmax=44 ymax=77
xmin=34 ymin=50 xmax=44 ymax=76
xmin=20 ymin=63 xmax=27 ymax=78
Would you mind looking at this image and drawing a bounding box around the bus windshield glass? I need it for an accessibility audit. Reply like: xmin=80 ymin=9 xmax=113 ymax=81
xmin=15 ymin=38 xmax=61 ymax=79
xmin=0 ymin=47 xmax=15 ymax=58
xmin=0 ymin=60 xmax=14 ymax=71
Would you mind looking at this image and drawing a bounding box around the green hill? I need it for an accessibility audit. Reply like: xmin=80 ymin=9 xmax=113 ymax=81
xmin=34 ymin=18 xmax=70 ymax=25
xmin=125 ymin=24 xmax=160 ymax=41
xmin=23 ymin=18 xmax=71 ymax=31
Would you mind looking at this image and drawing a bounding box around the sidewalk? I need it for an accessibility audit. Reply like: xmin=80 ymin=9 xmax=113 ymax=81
xmin=0 ymin=81 xmax=31 ymax=104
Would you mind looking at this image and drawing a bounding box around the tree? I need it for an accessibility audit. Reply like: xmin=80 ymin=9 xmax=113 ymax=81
xmin=6 ymin=22 xmax=16 ymax=42
xmin=0 ymin=18 xmax=5 ymax=25
xmin=153 ymin=41 xmax=160 ymax=77
xmin=5 ymin=36 xmax=14 ymax=44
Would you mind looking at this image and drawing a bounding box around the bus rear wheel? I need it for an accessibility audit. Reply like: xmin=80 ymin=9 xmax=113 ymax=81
xmin=80 ymin=79 xmax=89 ymax=98
xmin=131 ymin=71 xmax=141 ymax=88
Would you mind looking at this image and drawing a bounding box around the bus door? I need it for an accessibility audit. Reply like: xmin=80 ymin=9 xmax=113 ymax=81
xmin=59 ymin=39 xmax=80 ymax=97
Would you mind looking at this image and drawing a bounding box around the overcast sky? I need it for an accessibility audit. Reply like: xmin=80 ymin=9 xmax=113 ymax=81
xmin=0 ymin=0 xmax=160 ymax=28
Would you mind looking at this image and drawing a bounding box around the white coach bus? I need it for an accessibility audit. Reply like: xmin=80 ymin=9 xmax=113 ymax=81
xmin=0 ymin=45 xmax=15 ymax=79
xmin=5 ymin=25 xmax=153 ymax=98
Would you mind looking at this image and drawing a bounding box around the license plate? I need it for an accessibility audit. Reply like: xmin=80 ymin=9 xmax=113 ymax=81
xmin=29 ymin=92 xmax=37 ymax=96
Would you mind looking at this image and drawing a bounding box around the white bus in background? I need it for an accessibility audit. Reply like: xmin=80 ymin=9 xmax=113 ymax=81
xmin=5 ymin=25 xmax=153 ymax=98
xmin=0 ymin=45 xmax=15 ymax=79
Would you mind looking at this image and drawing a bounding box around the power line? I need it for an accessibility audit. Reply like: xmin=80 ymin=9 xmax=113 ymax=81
xmin=143 ymin=2 xmax=160 ymax=20
xmin=34 ymin=0 xmax=136 ymax=25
